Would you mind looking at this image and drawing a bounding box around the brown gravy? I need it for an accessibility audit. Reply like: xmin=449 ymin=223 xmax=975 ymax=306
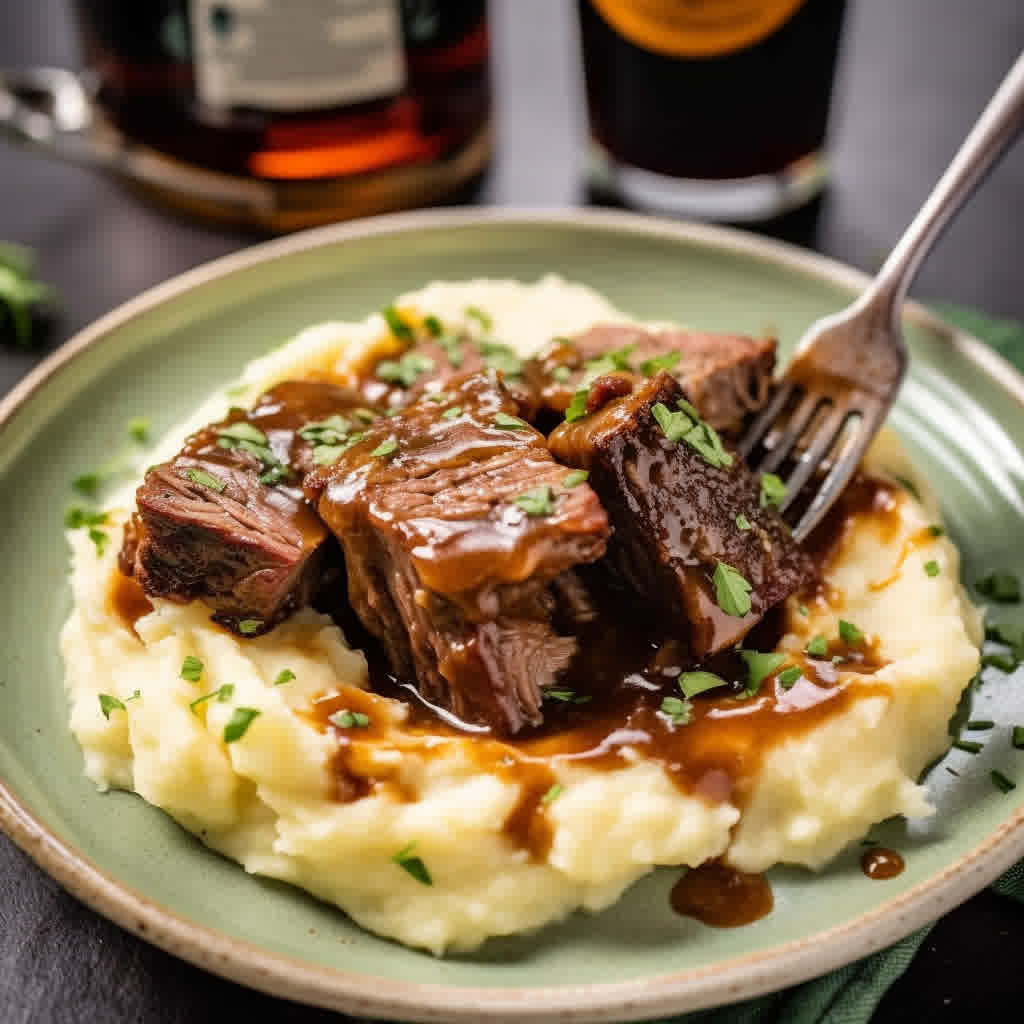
xmin=670 ymin=861 xmax=773 ymax=927
xmin=107 ymin=571 xmax=153 ymax=635
xmin=860 ymin=847 xmax=905 ymax=880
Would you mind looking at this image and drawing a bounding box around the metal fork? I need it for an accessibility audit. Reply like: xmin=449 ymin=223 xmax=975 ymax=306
xmin=740 ymin=50 xmax=1024 ymax=542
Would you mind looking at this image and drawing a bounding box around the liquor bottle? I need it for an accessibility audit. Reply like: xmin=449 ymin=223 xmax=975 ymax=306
xmin=71 ymin=0 xmax=491 ymax=230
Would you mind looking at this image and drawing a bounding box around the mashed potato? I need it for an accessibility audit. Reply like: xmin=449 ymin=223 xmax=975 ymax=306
xmin=62 ymin=277 xmax=982 ymax=954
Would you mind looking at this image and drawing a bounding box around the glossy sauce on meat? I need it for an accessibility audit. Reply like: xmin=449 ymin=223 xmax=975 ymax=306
xmin=670 ymin=862 xmax=774 ymax=927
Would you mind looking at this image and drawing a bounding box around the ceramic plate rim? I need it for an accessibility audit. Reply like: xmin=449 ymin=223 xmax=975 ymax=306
xmin=1 ymin=207 xmax=1022 ymax=1023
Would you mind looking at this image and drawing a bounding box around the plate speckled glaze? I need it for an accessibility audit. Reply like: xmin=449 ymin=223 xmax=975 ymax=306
xmin=1 ymin=209 xmax=1022 ymax=1023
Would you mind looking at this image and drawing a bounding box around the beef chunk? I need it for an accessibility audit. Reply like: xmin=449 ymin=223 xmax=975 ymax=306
xmin=124 ymin=380 xmax=379 ymax=635
xmin=549 ymin=371 xmax=814 ymax=657
xmin=308 ymin=372 xmax=610 ymax=734
xmin=528 ymin=323 xmax=776 ymax=435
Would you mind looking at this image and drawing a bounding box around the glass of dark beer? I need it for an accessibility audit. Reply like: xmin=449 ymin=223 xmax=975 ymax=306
xmin=578 ymin=0 xmax=848 ymax=223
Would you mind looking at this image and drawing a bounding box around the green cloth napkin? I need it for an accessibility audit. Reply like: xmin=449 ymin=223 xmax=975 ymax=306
xmin=660 ymin=304 xmax=1024 ymax=1024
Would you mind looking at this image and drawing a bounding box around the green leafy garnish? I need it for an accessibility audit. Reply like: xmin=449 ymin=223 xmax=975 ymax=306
xmin=777 ymin=666 xmax=802 ymax=689
xmin=180 ymin=655 xmax=203 ymax=683
xmin=740 ymin=651 xmax=786 ymax=695
xmin=976 ymin=572 xmax=1020 ymax=603
xmin=376 ymin=351 xmax=435 ymax=388
xmin=981 ymin=653 xmax=1017 ymax=672
xmin=552 ymin=365 xmax=572 ymax=382
xmin=98 ymin=693 xmax=126 ymax=720
xmin=273 ymin=669 xmax=295 ymax=686
xmin=391 ymin=841 xmax=432 ymax=885
xmin=64 ymin=505 xmax=106 ymax=530
xmin=640 ymin=351 xmax=681 ymax=375
xmin=437 ymin=333 xmax=464 ymax=367
xmin=237 ymin=619 xmax=264 ymax=635
xmin=465 ymin=305 xmax=493 ymax=331
xmin=736 ymin=513 xmax=752 ymax=531
xmin=190 ymin=684 xmax=234 ymax=711
xmin=0 ymin=242 xmax=56 ymax=346
xmin=299 ymin=415 xmax=353 ymax=445
xmin=581 ymin=345 xmax=634 ymax=383
xmin=493 ymin=412 xmax=528 ymax=430
xmin=924 ymin=560 xmax=940 ymax=577
xmin=798 ymin=603 xmax=809 ymax=617
xmin=713 ymin=561 xmax=752 ymax=617
xmin=184 ymin=468 xmax=227 ymax=493
xmin=514 ymin=486 xmax=555 ymax=518
xmin=650 ymin=401 xmax=733 ymax=469
xmin=564 ymin=388 xmax=590 ymax=422
xmin=891 ymin=473 xmax=921 ymax=501
xmin=427 ymin=391 xmax=451 ymax=403
xmin=88 ymin=528 xmax=109 ymax=556
xmin=544 ymin=688 xmax=591 ymax=704
xmin=329 ymin=709 xmax=370 ymax=728
xmin=128 ymin=417 xmax=151 ymax=443
xmin=1012 ymin=726 xmax=1024 ymax=749
xmin=563 ymin=470 xmax=589 ymax=488
xmin=72 ymin=472 xmax=101 ymax=497
xmin=952 ymin=739 xmax=983 ymax=754
xmin=422 ymin=314 xmax=443 ymax=337
xmin=759 ymin=472 xmax=787 ymax=508
xmin=678 ymin=670 xmax=727 ymax=698
xmin=659 ymin=696 xmax=693 ymax=725
xmin=839 ymin=620 xmax=864 ymax=645
xmin=382 ymin=304 xmax=414 ymax=342
xmin=218 ymin=421 xmax=268 ymax=446
xmin=479 ymin=340 xmax=523 ymax=376
xmin=371 ymin=438 xmax=398 ymax=458
xmin=928 ymin=524 xmax=945 ymax=537
xmin=991 ymin=770 xmax=1016 ymax=794
xmin=806 ymin=634 xmax=828 ymax=657
xmin=441 ymin=406 xmax=462 ymax=420
xmin=224 ymin=707 xmax=261 ymax=743
xmin=965 ymin=720 xmax=994 ymax=730
xmin=541 ymin=783 xmax=564 ymax=804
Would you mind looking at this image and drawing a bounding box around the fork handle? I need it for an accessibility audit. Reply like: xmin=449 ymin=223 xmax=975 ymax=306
xmin=859 ymin=49 xmax=1024 ymax=329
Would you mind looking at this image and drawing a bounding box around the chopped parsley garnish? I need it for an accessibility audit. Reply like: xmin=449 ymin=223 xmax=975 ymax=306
xmin=678 ymin=670 xmax=727 ymax=699
xmin=353 ymin=408 xmax=377 ymax=424
xmin=441 ymin=406 xmax=462 ymax=420
xmin=391 ymin=841 xmax=432 ymax=885
xmin=464 ymin=305 xmax=493 ymax=331
xmin=311 ymin=432 xmax=365 ymax=467
xmin=924 ymin=560 xmax=940 ymax=577
xmin=422 ymin=314 xmax=443 ymax=337
xmin=660 ymin=696 xmax=694 ymax=725
xmin=544 ymin=688 xmax=591 ymax=704
xmin=640 ymin=351 xmax=681 ymax=375
xmin=98 ymin=693 xmax=125 ymax=719
xmin=564 ymin=388 xmax=590 ymax=422
xmin=298 ymin=415 xmax=351 ymax=445
xmin=736 ymin=513 xmax=753 ymax=531
xmin=329 ymin=709 xmax=370 ymax=728
xmin=437 ymin=333 xmax=464 ymax=367
xmin=777 ymin=666 xmax=802 ymax=689
xmin=371 ymin=438 xmax=398 ymax=458
xmin=952 ymin=739 xmax=983 ymax=754
xmin=493 ymin=412 xmax=528 ymax=430
xmin=541 ymin=783 xmax=564 ymax=804
xmin=479 ymin=340 xmax=523 ymax=376
xmin=991 ymin=770 xmax=1016 ymax=793
xmin=218 ymin=421 xmax=268 ymax=446
xmin=713 ymin=561 xmax=752 ymax=618
xmin=382 ymin=304 xmax=414 ymax=342
xmin=981 ymin=653 xmax=1017 ymax=672
xmin=552 ymin=365 xmax=572 ymax=382
xmin=798 ymin=604 xmax=809 ymax=617
xmin=427 ymin=391 xmax=451 ymax=403
xmin=237 ymin=619 xmax=263 ymax=635
xmin=563 ymin=470 xmax=589 ymax=488
xmin=515 ymin=485 xmax=555 ymax=518
xmin=190 ymin=684 xmax=234 ymax=711
xmin=759 ymin=472 xmax=787 ymax=508
xmin=72 ymin=472 xmax=101 ymax=496
xmin=224 ymin=707 xmax=261 ymax=743
xmin=651 ymin=401 xmax=733 ymax=469
xmin=1012 ymin=726 xmax=1024 ymax=749
xmin=976 ymin=572 xmax=1020 ymax=603
xmin=740 ymin=651 xmax=786 ymax=695
xmin=258 ymin=465 xmax=290 ymax=486
xmin=806 ymin=634 xmax=828 ymax=657
xmin=273 ymin=669 xmax=295 ymax=686
xmin=180 ymin=656 xmax=203 ymax=683
xmin=929 ymin=524 xmax=945 ymax=537
xmin=581 ymin=345 xmax=634 ymax=382
xmin=184 ymin=468 xmax=227 ymax=493
xmin=128 ymin=417 xmax=150 ymax=443
xmin=839 ymin=619 xmax=864 ymax=645
xmin=88 ymin=527 xmax=109 ymax=556
xmin=966 ymin=720 xmax=994 ymax=730
xmin=126 ymin=689 xmax=141 ymax=702
xmin=65 ymin=504 xmax=106 ymax=529
xmin=891 ymin=473 xmax=921 ymax=501
xmin=375 ymin=351 xmax=435 ymax=388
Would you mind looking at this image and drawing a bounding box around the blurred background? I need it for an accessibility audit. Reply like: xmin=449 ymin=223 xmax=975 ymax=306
xmin=1 ymin=2 xmax=1024 ymax=1021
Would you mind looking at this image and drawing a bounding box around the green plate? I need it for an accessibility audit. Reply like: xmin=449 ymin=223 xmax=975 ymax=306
xmin=1 ymin=210 xmax=1022 ymax=1023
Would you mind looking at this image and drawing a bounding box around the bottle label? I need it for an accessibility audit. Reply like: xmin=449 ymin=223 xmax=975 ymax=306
xmin=190 ymin=0 xmax=406 ymax=112
xmin=589 ymin=0 xmax=809 ymax=58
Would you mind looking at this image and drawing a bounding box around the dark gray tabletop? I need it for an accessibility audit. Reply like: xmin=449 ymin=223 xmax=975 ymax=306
xmin=2 ymin=1 xmax=1023 ymax=1021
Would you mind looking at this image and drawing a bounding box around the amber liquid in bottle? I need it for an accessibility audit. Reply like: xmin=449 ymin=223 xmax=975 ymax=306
xmin=578 ymin=0 xmax=847 ymax=222
xmin=74 ymin=1 xmax=491 ymax=230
